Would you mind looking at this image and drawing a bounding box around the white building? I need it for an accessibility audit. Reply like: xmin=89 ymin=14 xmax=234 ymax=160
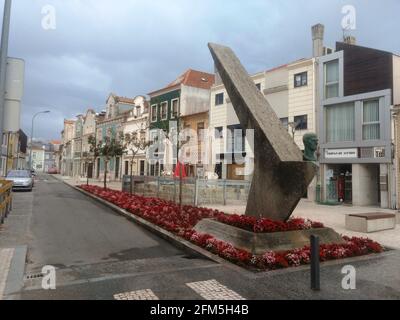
xmin=31 ymin=146 xmax=45 ymax=172
xmin=209 ymin=65 xmax=291 ymax=180
xmin=122 ymin=96 xmax=149 ymax=176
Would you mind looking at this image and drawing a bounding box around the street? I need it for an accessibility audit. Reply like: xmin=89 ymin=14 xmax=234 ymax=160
xmin=1 ymin=174 xmax=400 ymax=300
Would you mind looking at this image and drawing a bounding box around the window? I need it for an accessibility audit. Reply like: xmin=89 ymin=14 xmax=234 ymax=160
xmin=294 ymin=72 xmax=308 ymax=88
xmin=161 ymin=102 xmax=168 ymax=120
xmin=215 ymin=127 xmax=223 ymax=139
xmin=135 ymin=106 xmax=141 ymax=117
xmin=325 ymin=102 xmax=355 ymax=142
xmin=363 ymin=100 xmax=380 ymax=140
xmin=255 ymin=83 xmax=261 ymax=91
xmin=325 ymin=60 xmax=339 ymax=99
xmin=215 ymin=93 xmax=224 ymax=106
xmin=171 ymin=99 xmax=179 ymax=119
xmin=280 ymin=117 xmax=289 ymax=129
xmin=294 ymin=115 xmax=308 ymax=130
xmin=151 ymin=105 xmax=157 ymax=122
xmin=197 ymin=122 xmax=205 ymax=142
xmin=227 ymin=125 xmax=245 ymax=153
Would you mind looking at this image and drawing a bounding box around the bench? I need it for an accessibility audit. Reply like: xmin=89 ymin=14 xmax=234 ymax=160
xmin=346 ymin=212 xmax=396 ymax=233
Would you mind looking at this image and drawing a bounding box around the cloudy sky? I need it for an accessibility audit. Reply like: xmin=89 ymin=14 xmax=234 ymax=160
xmin=2 ymin=0 xmax=399 ymax=140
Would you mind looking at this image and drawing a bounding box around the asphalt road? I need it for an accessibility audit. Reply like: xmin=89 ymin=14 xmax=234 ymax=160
xmin=3 ymin=174 xmax=400 ymax=300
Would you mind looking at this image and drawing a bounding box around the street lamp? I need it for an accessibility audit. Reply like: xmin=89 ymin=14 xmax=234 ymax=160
xmin=29 ymin=110 xmax=50 ymax=170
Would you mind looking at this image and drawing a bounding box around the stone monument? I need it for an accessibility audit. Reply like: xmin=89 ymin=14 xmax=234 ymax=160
xmin=208 ymin=43 xmax=317 ymax=222
xmin=194 ymin=43 xmax=345 ymax=254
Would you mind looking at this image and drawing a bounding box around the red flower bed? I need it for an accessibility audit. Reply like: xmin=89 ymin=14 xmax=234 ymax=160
xmin=79 ymin=185 xmax=384 ymax=270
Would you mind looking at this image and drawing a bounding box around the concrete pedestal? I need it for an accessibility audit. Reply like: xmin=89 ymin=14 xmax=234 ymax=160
xmin=194 ymin=219 xmax=345 ymax=255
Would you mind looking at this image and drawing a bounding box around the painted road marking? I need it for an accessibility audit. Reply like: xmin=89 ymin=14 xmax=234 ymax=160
xmin=0 ymin=248 xmax=14 ymax=300
xmin=186 ymin=279 xmax=246 ymax=300
xmin=114 ymin=289 xmax=159 ymax=300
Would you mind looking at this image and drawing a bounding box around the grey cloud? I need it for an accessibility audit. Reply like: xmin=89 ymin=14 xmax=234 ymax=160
xmin=1 ymin=0 xmax=398 ymax=140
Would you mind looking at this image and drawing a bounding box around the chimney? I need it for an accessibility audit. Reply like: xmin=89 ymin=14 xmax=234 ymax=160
xmin=312 ymin=24 xmax=325 ymax=57
xmin=343 ymin=35 xmax=356 ymax=45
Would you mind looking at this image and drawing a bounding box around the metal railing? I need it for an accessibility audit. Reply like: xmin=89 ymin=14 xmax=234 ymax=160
xmin=0 ymin=180 xmax=13 ymax=225
xmin=122 ymin=175 xmax=251 ymax=206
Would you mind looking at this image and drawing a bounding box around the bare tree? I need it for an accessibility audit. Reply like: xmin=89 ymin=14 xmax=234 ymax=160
xmin=159 ymin=120 xmax=190 ymax=208
xmin=89 ymin=132 xmax=126 ymax=189
xmin=124 ymin=128 xmax=151 ymax=194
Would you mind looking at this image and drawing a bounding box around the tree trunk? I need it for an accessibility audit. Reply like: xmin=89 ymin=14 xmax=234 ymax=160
xmin=104 ymin=160 xmax=108 ymax=189
xmin=130 ymin=160 xmax=134 ymax=195
xmin=179 ymin=165 xmax=183 ymax=208
xmin=86 ymin=161 xmax=90 ymax=186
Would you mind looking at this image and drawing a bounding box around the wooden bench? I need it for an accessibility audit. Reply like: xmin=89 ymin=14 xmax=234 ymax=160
xmin=346 ymin=212 xmax=396 ymax=233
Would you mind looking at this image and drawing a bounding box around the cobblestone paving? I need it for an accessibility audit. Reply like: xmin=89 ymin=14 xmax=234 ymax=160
xmin=186 ymin=279 xmax=246 ymax=300
xmin=0 ymin=248 xmax=14 ymax=300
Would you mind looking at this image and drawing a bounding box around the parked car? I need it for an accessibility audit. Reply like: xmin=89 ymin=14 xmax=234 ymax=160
xmin=6 ymin=170 xmax=34 ymax=192
xmin=47 ymin=168 xmax=58 ymax=174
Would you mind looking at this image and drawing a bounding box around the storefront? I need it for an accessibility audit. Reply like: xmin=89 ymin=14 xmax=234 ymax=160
xmin=324 ymin=162 xmax=381 ymax=206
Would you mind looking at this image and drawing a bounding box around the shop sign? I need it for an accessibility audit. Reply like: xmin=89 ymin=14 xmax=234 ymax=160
xmin=374 ymin=147 xmax=385 ymax=158
xmin=325 ymin=148 xmax=358 ymax=159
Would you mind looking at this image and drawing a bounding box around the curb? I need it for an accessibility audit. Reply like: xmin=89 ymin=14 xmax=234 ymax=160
xmin=4 ymin=245 xmax=27 ymax=298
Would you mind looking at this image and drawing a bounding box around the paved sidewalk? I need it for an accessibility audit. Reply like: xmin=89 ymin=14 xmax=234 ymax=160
xmin=0 ymin=248 xmax=14 ymax=300
xmin=56 ymin=175 xmax=122 ymax=191
xmin=209 ymin=201 xmax=400 ymax=249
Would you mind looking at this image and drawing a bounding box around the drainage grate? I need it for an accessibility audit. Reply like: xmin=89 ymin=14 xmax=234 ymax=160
xmin=24 ymin=273 xmax=44 ymax=280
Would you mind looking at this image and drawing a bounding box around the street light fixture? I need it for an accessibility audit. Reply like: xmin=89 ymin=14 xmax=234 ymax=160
xmin=29 ymin=110 xmax=50 ymax=170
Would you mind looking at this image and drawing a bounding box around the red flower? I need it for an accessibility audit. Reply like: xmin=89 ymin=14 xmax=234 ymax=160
xmin=79 ymin=185 xmax=384 ymax=271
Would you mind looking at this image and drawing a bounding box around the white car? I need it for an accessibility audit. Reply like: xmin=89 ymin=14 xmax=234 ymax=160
xmin=6 ymin=170 xmax=34 ymax=192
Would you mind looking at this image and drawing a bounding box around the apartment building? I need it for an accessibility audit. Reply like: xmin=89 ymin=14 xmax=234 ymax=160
xmin=72 ymin=114 xmax=84 ymax=177
xmin=31 ymin=145 xmax=45 ymax=172
xmin=318 ymin=40 xmax=400 ymax=209
xmin=80 ymin=109 xmax=99 ymax=179
xmin=60 ymin=119 xmax=75 ymax=176
xmin=147 ymin=69 xmax=215 ymax=177
xmin=95 ymin=94 xmax=136 ymax=181
xmin=122 ymin=96 xmax=149 ymax=177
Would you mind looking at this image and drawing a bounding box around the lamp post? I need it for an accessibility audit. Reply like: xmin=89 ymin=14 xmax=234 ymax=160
xmin=29 ymin=111 xmax=50 ymax=170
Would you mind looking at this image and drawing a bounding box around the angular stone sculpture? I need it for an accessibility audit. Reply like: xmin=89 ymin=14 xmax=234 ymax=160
xmin=209 ymin=43 xmax=318 ymax=221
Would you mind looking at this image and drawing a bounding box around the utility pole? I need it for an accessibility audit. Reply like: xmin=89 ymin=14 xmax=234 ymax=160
xmin=0 ymin=0 xmax=12 ymax=161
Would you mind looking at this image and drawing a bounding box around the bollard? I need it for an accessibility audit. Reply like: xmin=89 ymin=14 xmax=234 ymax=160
xmin=310 ymin=235 xmax=320 ymax=291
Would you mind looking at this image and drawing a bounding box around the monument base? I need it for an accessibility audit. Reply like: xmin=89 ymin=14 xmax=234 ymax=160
xmin=194 ymin=219 xmax=345 ymax=255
